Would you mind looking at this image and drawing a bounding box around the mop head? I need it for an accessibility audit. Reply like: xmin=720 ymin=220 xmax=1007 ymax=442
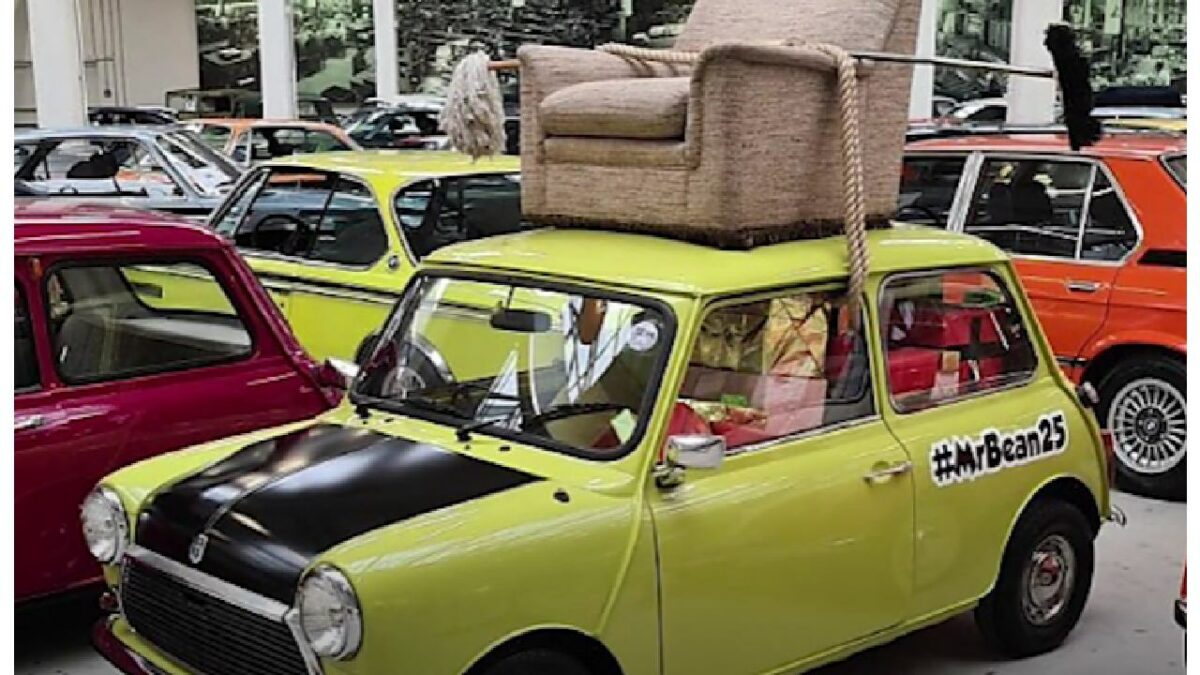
xmin=440 ymin=51 xmax=506 ymax=159
xmin=1045 ymin=24 xmax=1101 ymax=150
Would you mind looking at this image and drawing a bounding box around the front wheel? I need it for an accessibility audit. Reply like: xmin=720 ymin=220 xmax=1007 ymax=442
xmin=975 ymin=499 xmax=1094 ymax=658
xmin=482 ymin=649 xmax=591 ymax=675
xmin=1096 ymin=356 xmax=1186 ymax=501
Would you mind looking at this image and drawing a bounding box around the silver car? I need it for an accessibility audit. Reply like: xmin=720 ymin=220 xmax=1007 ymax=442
xmin=14 ymin=126 xmax=242 ymax=217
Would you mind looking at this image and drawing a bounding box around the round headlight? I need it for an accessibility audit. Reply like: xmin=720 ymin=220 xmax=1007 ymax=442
xmin=80 ymin=487 xmax=128 ymax=564
xmin=297 ymin=565 xmax=362 ymax=660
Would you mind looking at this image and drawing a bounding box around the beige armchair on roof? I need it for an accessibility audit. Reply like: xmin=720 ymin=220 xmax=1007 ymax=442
xmin=517 ymin=0 xmax=921 ymax=248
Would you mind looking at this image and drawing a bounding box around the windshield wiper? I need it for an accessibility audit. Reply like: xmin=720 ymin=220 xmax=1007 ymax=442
xmin=455 ymin=416 xmax=509 ymax=442
xmin=522 ymin=402 xmax=630 ymax=429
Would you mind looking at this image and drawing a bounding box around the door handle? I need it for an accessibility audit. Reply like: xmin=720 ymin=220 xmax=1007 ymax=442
xmin=15 ymin=415 xmax=45 ymax=432
xmin=863 ymin=461 xmax=913 ymax=485
xmin=1065 ymin=280 xmax=1101 ymax=293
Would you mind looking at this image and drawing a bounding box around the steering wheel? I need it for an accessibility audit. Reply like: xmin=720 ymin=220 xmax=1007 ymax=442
xmin=255 ymin=214 xmax=314 ymax=256
xmin=896 ymin=204 xmax=943 ymax=227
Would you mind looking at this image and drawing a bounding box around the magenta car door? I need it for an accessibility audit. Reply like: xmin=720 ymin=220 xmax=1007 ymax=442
xmin=14 ymin=251 xmax=328 ymax=601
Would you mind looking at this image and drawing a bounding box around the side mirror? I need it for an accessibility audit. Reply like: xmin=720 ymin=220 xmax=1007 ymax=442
xmin=657 ymin=434 xmax=725 ymax=488
xmin=315 ymin=357 xmax=360 ymax=391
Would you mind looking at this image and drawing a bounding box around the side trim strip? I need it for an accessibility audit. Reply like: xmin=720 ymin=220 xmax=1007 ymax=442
xmin=123 ymin=546 xmax=288 ymax=620
xmin=1055 ymin=355 xmax=1087 ymax=368
xmin=256 ymin=272 xmax=400 ymax=305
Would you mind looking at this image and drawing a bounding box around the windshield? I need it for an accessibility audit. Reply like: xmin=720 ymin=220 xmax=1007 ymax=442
xmin=1165 ymin=155 xmax=1186 ymax=189
xmin=355 ymin=275 xmax=672 ymax=458
xmin=156 ymin=131 xmax=241 ymax=197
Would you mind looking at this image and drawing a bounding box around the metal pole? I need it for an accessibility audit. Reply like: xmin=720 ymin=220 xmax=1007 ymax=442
xmin=257 ymin=0 xmax=298 ymax=118
xmin=372 ymin=0 xmax=398 ymax=99
xmin=908 ymin=0 xmax=940 ymax=119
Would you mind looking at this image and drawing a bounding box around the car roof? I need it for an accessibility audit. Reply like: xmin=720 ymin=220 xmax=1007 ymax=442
xmin=907 ymin=130 xmax=1184 ymax=160
xmin=425 ymin=225 xmax=1007 ymax=298
xmin=190 ymin=118 xmax=343 ymax=131
xmin=263 ymin=150 xmax=520 ymax=180
xmin=14 ymin=201 xmax=225 ymax=257
xmin=15 ymin=126 xmax=183 ymax=141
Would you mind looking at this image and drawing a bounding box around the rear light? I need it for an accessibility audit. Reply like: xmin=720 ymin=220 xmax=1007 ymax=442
xmin=1100 ymin=429 xmax=1116 ymax=487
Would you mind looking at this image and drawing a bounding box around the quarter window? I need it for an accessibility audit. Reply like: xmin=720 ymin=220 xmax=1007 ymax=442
xmin=1081 ymin=171 xmax=1139 ymax=261
xmin=675 ymin=290 xmax=874 ymax=452
xmin=966 ymin=159 xmax=1093 ymax=259
xmin=898 ymin=156 xmax=967 ymax=226
xmin=16 ymin=284 xmax=39 ymax=391
xmin=47 ymin=261 xmax=251 ymax=384
xmin=881 ymin=270 xmax=1037 ymax=413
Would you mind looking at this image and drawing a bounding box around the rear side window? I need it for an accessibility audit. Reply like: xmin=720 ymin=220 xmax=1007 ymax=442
xmin=965 ymin=159 xmax=1093 ymax=259
xmin=881 ymin=270 xmax=1037 ymax=413
xmin=897 ymin=156 xmax=967 ymax=227
xmin=1080 ymin=171 xmax=1139 ymax=261
xmin=47 ymin=261 xmax=251 ymax=384
xmin=397 ymin=174 xmax=531 ymax=259
xmin=16 ymin=284 xmax=39 ymax=391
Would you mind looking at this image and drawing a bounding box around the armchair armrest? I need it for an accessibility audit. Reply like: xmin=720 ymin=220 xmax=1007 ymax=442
xmin=518 ymin=45 xmax=691 ymax=100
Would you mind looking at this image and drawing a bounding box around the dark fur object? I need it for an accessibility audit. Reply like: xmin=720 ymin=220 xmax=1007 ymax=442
xmin=1045 ymin=24 xmax=1102 ymax=150
xmin=530 ymin=214 xmax=895 ymax=250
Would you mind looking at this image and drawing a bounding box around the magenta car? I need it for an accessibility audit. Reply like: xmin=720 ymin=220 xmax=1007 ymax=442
xmin=15 ymin=201 xmax=337 ymax=602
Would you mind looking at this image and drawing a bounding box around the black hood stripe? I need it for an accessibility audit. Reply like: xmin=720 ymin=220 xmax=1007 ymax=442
xmin=137 ymin=425 xmax=541 ymax=603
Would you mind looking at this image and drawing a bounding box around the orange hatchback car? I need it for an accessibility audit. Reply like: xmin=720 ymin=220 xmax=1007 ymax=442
xmin=900 ymin=130 xmax=1185 ymax=500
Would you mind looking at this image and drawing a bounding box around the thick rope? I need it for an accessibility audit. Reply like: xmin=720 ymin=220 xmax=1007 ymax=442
xmin=601 ymin=42 xmax=869 ymax=317
xmin=441 ymin=51 xmax=507 ymax=160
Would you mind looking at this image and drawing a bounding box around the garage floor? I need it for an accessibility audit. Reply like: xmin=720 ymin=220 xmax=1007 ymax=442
xmin=16 ymin=492 xmax=1183 ymax=675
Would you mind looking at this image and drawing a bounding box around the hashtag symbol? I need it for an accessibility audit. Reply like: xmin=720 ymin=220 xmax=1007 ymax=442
xmin=931 ymin=442 xmax=955 ymax=485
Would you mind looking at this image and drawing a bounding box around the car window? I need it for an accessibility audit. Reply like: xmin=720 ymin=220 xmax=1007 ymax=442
xmin=881 ymin=270 xmax=1038 ymax=413
xmin=304 ymin=130 xmax=352 ymax=152
xmin=1165 ymin=155 xmax=1186 ymax=188
xmin=193 ymin=124 xmax=232 ymax=152
xmin=47 ymin=261 xmax=251 ymax=384
xmin=16 ymin=284 xmax=40 ymax=391
xmin=965 ymin=158 xmax=1093 ymax=259
xmin=676 ymin=289 xmax=874 ymax=452
xmin=230 ymin=170 xmax=336 ymax=257
xmin=309 ymin=179 xmax=389 ymax=265
xmin=897 ymin=156 xmax=967 ymax=226
xmin=157 ymin=132 xmax=240 ymax=196
xmin=14 ymin=138 xmax=181 ymax=198
xmin=399 ymin=174 xmax=530 ymax=259
xmin=1080 ymin=170 xmax=1139 ymax=261
xmin=211 ymin=168 xmax=270 ymax=237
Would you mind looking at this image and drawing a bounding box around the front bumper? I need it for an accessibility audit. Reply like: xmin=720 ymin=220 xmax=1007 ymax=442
xmin=1176 ymin=599 xmax=1187 ymax=629
xmin=92 ymin=615 xmax=187 ymax=675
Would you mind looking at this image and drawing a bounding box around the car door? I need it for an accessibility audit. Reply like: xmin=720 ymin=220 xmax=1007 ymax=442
xmin=960 ymin=156 xmax=1126 ymax=366
xmin=650 ymin=286 xmax=913 ymax=675
xmin=875 ymin=266 xmax=1087 ymax=618
xmin=16 ymin=253 xmax=321 ymax=601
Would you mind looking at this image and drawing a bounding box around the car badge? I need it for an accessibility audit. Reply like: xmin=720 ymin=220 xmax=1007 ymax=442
xmin=188 ymin=533 xmax=209 ymax=565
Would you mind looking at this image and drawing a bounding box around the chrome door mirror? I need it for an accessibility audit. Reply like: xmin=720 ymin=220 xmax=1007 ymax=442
xmin=656 ymin=434 xmax=725 ymax=488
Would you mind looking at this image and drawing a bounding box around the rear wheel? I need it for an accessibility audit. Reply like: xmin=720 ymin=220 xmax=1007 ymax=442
xmin=482 ymin=649 xmax=592 ymax=675
xmin=1096 ymin=356 xmax=1186 ymax=501
xmin=975 ymin=499 xmax=1094 ymax=657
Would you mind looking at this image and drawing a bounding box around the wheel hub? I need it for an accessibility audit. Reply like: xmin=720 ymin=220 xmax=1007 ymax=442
xmin=1022 ymin=535 xmax=1076 ymax=626
xmin=1107 ymin=376 xmax=1186 ymax=475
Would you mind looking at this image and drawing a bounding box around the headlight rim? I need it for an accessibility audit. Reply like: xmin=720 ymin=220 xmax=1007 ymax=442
xmin=81 ymin=486 xmax=129 ymax=565
xmin=296 ymin=564 xmax=363 ymax=661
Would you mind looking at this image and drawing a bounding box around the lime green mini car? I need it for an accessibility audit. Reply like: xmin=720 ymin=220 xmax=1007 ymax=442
xmin=206 ymin=150 xmax=525 ymax=362
xmin=90 ymin=226 xmax=1111 ymax=675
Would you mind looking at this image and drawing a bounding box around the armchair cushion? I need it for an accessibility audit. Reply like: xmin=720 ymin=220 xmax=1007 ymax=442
xmin=540 ymin=78 xmax=690 ymax=140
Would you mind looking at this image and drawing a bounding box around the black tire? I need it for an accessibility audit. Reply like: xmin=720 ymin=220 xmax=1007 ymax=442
xmin=483 ymin=649 xmax=591 ymax=675
xmin=975 ymin=499 xmax=1094 ymax=658
xmin=1094 ymin=356 xmax=1186 ymax=501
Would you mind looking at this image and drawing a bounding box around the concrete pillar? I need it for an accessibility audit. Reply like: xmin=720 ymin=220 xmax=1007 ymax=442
xmin=1006 ymin=0 xmax=1063 ymax=124
xmin=908 ymin=0 xmax=940 ymax=120
xmin=372 ymin=0 xmax=398 ymax=100
xmin=28 ymin=0 xmax=88 ymax=127
xmin=257 ymin=0 xmax=297 ymax=118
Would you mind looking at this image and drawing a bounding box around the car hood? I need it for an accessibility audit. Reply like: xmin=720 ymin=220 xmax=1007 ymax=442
xmin=134 ymin=424 xmax=542 ymax=603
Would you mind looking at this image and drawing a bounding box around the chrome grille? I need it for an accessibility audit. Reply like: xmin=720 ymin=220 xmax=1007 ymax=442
xmin=121 ymin=556 xmax=309 ymax=675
